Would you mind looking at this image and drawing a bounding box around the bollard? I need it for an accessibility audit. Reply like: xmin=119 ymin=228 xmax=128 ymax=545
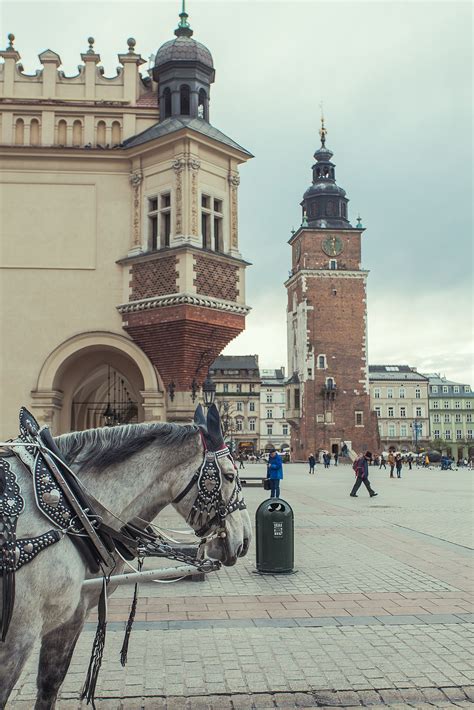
xmin=255 ymin=497 xmax=294 ymax=573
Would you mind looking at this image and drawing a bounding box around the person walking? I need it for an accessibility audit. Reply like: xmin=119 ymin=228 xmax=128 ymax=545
xmin=388 ymin=451 xmax=395 ymax=477
xmin=324 ymin=452 xmax=330 ymax=469
xmin=334 ymin=451 xmax=339 ymax=466
xmin=266 ymin=448 xmax=283 ymax=498
xmin=308 ymin=454 xmax=316 ymax=474
xmin=379 ymin=454 xmax=387 ymax=470
xmin=350 ymin=452 xmax=378 ymax=498
xmin=238 ymin=453 xmax=245 ymax=470
xmin=395 ymin=453 xmax=403 ymax=478
xmin=407 ymin=454 xmax=413 ymax=470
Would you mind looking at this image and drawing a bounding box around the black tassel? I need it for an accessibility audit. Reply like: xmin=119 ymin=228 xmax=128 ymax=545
xmin=120 ymin=560 xmax=142 ymax=667
xmin=81 ymin=576 xmax=108 ymax=707
xmin=1 ymin=566 xmax=15 ymax=642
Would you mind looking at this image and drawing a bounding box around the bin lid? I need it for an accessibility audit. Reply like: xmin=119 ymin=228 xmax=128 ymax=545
xmin=256 ymin=498 xmax=293 ymax=518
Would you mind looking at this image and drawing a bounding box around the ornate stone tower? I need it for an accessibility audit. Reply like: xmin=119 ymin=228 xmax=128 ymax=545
xmin=285 ymin=118 xmax=379 ymax=460
xmin=119 ymin=5 xmax=253 ymax=421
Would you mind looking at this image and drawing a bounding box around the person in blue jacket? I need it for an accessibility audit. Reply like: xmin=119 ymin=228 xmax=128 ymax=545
xmin=267 ymin=448 xmax=283 ymax=498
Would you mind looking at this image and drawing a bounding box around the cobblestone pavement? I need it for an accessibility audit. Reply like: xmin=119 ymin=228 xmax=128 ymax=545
xmin=8 ymin=463 xmax=474 ymax=708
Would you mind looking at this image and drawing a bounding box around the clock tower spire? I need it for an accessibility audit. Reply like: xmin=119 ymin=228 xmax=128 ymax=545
xmin=285 ymin=125 xmax=380 ymax=461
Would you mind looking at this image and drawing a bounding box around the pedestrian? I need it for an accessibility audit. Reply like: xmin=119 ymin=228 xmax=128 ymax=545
xmin=266 ymin=447 xmax=283 ymax=498
xmin=341 ymin=442 xmax=348 ymax=457
xmin=308 ymin=454 xmax=316 ymax=474
xmin=407 ymin=454 xmax=413 ymax=470
xmin=238 ymin=453 xmax=245 ymax=470
xmin=424 ymin=453 xmax=430 ymax=468
xmin=379 ymin=454 xmax=387 ymax=470
xmin=324 ymin=452 xmax=330 ymax=469
xmin=388 ymin=451 xmax=395 ymax=478
xmin=350 ymin=451 xmax=378 ymax=498
xmin=334 ymin=451 xmax=339 ymax=466
xmin=395 ymin=453 xmax=403 ymax=478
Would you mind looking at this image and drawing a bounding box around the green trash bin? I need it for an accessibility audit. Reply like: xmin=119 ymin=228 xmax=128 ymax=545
xmin=255 ymin=498 xmax=294 ymax=573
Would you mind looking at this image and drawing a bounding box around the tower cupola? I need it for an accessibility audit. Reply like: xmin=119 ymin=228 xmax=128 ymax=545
xmin=153 ymin=1 xmax=215 ymax=122
xmin=301 ymin=117 xmax=351 ymax=229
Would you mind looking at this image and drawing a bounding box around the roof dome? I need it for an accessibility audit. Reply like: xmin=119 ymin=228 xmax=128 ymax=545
xmin=304 ymin=182 xmax=347 ymax=199
xmin=154 ymin=35 xmax=214 ymax=70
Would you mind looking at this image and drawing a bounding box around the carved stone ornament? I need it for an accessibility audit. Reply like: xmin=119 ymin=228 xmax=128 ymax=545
xmin=228 ymin=172 xmax=240 ymax=187
xmin=172 ymin=158 xmax=186 ymax=173
xmin=129 ymin=171 xmax=143 ymax=187
xmin=228 ymin=173 xmax=240 ymax=248
xmin=187 ymin=158 xmax=201 ymax=171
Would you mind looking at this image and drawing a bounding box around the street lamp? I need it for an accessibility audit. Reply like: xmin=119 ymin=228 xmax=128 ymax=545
xmin=202 ymin=371 xmax=216 ymax=408
xmin=411 ymin=419 xmax=422 ymax=453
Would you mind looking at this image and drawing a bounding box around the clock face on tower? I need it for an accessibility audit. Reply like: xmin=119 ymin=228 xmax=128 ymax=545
xmin=322 ymin=235 xmax=343 ymax=257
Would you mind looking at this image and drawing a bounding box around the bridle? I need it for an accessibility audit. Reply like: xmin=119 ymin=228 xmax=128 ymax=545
xmin=172 ymin=438 xmax=247 ymax=541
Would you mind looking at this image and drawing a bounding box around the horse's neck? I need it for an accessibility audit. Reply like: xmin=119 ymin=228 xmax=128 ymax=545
xmin=78 ymin=437 xmax=201 ymax=525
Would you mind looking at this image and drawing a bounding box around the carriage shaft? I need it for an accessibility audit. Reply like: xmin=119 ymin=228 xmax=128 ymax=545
xmin=82 ymin=564 xmax=200 ymax=588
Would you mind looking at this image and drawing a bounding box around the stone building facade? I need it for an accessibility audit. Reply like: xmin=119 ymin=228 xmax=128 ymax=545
xmin=209 ymin=355 xmax=261 ymax=453
xmin=0 ymin=8 xmax=252 ymax=436
xmin=423 ymin=374 xmax=474 ymax=459
xmin=368 ymin=366 xmax=430 ymax=452
xmin=285 ymin=121 xmax=379 ymax=461
xmin=259 ymin=368 xmax=290 ymax=452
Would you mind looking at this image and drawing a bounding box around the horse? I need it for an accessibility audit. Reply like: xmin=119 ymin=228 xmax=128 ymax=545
xmin=0 ymin=404 xmax=251 ymax=709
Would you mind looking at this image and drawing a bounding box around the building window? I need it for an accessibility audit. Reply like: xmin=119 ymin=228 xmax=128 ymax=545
xmin=57 ymin=119 xmax=66 ymax=146
xmin=236 ymin=402 xmax=243 ymax=412
xmin=148 ymin=197 xmax=158 ymax=250
xmin=30 ymin=118 xmax=40 ymax=146
xmin=415 ymin=388 xmax=421 ymax=399
xmin=399 ymin=388 xmax=405 ymax=399
xmin=318 ymin=355 xmax=327 ymax=369
xmin=266 ymin=410 xmax=273 ymax=419
xmin=72 ymin=119 xmax=82 ymax=147
xmin=355 ymin=411 xmax=363 ymax=426
xmin=374 ymin=388 xmax=381 ymax=399
xmin=249 ymin=418 xmax=256 ymax=432
xmin=236 ymin=383 xmax=242 ymax=393
xmin=464 ymin=386 xmax=471 ymax=393
xmin=467 ymin=430 xmax=473 ymax=439
xmin=236 ymin=418 xmax=243 ymax=432
xmin=432 ymin=385 xmax=438 ymax=393
xmin=374 ymin=406 xmax=381 ymax=417
xmin=267 ymin=425 xmax=273 ymax=436
xmin=400 ymin=407 xmax=406 ymax=417
xmin=455 ymin=413 xmax=462 ymax=423
xmin=444 ymin=414 xmax=451 ymax=423
xmin=433 ymin=400 xmax=440 ymax=409
xmin=442 ymin=386 xmax=449 ymax=393
xmin=443 ymin=401 xmax=449 ymax=409
xmin=147 ymin=194 xmax=172 ymax=249
xmin=180 ymin=84 xmax=190 ymax=115
xmin=163 ymin=87 xmax=172 ymax=118
xmin=467 ymin=413 xmax=472 ymax=423
xmin=453 ymin=386 xmax=460 ymax=393
xmin=326 ymin=377 xmax=335 ymax=390
xmin=416 ymin=407 xmax=422 ymax=417
xmin=456 ymin=430 xmax=462 ymax=440
xmin=250 ymin=384 xmax=255 ymax=392
xmin=96 ymin=120 xmax=106 ymax=146
xmin=249 ymin=402 xmax=255 ymax=412
xmin=388 ymin=424 xmax=395 ymax=437
xmin=467 ymin=401 xmax=472 ymax=409
xmin=387 ymin=388 xmax=393 ymax=399
xmin=282 ymin=425 xmax=288 ymax=436
xmin=111 ymin=121 xmax=121 ymax=146
xmin=434 ymin=413 xmax=440 ymax=423
xmin=307 ymin=368 xmax=312 ymax=376
xmin=400 ymin=424 xmax=407 ymax=437
xmin=266 ymin=393 xmax=273 ymax=403
xmin=223 ymin=383 xmax=229 ymax=393
xmin=329 ymin=259 xmax=337 ymax=270
xmin=160 ymin=193 xmax=172 ymax=247
xmin=455 ymin=401 xmax=461 ymax=409
xmin=388 ymin=407 xmax=394 ymax=417
xmin=198 ymin=88 xmax=208 ymax=120
xmin=445 ymin=430 xmax=451 ymax=440
xmin=201 ymin=194 xmax=223 ymax=251
xmin=434 ymin=429 xmax=440 ymax=438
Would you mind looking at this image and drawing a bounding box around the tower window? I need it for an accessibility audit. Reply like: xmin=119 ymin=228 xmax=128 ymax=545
xmin=329 ymin=260 xmax=337 ymax=270
xmin=326 ymin=201 xmax=334 ymax=216
xmin=180 ymin=85 xmax=190 ymax=116
xmin=201 ymin=194 xmax=224 ymax=252
xmin=318 ymin=354 xmax=327 ymax=369
xmin=294 ymin=388 xmax=300 ymax=410
xmin=198 ymin=88 xmax=208 ymax=120
xmin=148 ymin=193 xmax=172 ymax=250
xmin=355 ymin=411 xmax=364 ymax=426
xmin=163 ymin=88 xmax=172 ymax=119
xmin=326 ymin=377 xmax=335 ymax=390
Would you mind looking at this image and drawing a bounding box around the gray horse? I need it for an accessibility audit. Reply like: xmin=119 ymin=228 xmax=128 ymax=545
xmin=0 ymin=405 xmax=251 ymax=709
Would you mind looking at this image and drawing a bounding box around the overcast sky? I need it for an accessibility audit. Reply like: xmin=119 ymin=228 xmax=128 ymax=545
xmin=3 ymin=0 xmax=472 ymax=384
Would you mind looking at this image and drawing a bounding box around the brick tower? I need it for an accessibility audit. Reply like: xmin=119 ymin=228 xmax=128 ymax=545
xmin=285 ymin=118 xmax=380 ymax=460
xmin=118 ymin=6 xmax=253 ymax=421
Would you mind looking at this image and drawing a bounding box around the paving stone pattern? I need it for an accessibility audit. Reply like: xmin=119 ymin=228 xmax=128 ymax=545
xmin=8 ymin=464 xmax=474 ymax=708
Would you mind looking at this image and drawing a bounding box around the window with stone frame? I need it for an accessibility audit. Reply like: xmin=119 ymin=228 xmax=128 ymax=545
xmin=374 ymin=406 xmax=381 ymax=417
xmin=387 ymin=388 xmax=393 ymax=399
xmin=433 ymin=400 xmax=440 ymax=409
xmin=434 ymin=429 xmax=440 ymax=438
xmin=399 ymin=388 xmax=405 ymax=399
xmin=267 ymin=424 xmax=273 ymax=436
xmin=432 ymin=385 xmax=438 ymax=393
xmin=467 ymin=413 xmax=472 ymax=422
xmin=236 ymin=418 xmax=243 ymax=432
xmin=455 ymin=401 xmax=461 ymax=409
xmin=355 ymin=411 xmax=364 ymax=426
xmin=416 ymin=406 xmax=422 ymax=417
xmin=443 ymin=401 xmax=449 ymax=409
xmin=266 ymin=392 xmax=273 ymax=403
xmin=455 ymin=413 xmax=462 ymax=423
xmin=249 ymin=419 xmax=256 ymax=432
xmin=249 ymin=402 xmax=255 ymax=412
xmin=445 ymin=430 xmax=451 ymax=439
xmin=468 ymin=430 xmax=473 ymax=439
xmin=433 ymin=413 xmax=440 ymax=423
xmin=456 ymin=430 xmax=462 ymax=440
xmin=467 ymin=401 xmax=472 ymax=409
xmin=266 ymin=410 xmax=273 ymax=419
xmin=388 ymin=424 xmax=395 ymax=437
xmin=443 ymin=386 xmax=449 ymax=393
xmin=236 ymin=401 xmax=243 ymax=412
xmin=201 ymin=194 xmax=223 ymax=252
xmin=453 ymin=386 xmax=460 ymax=393
xmin=388 ymin=406 xmax=394 ymax=417
xmin=282 ymin=425 xmax=288 ymax=435
xmin=374 ymin=388 xmax=381 ymax=399
xmin=400 ymin=424 xmax=407 ymax=437
xmin=444 ymin=413 xmax=451 ymax=423
xmin=415 ymin=388 xmax=421 ymax=399
xmin=223 ymin=383 xmax=229 ymax=393
xmin=148 ymin=193 xmax=171 ymax=250
xmin=317 ymin=355 xmax=327 ymax=369
xmin=400 ymin=406 xmax=406 ymax=417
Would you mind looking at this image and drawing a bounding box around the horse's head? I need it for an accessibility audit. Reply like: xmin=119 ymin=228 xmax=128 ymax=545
xmin=172 ymin=404 xmax=251 ymax=566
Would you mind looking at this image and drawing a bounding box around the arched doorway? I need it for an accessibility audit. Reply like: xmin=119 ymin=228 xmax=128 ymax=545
xmin=31 ymin=331 xmax=165 ymax=433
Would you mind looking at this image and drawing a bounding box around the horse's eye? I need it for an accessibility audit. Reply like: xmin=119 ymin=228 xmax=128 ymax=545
xmin=224 ymin=472 xmax=235 ymax=482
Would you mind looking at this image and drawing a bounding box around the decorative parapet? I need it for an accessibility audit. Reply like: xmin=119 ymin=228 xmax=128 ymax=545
xmin=117 ymin=292 xmax=250 ymax=316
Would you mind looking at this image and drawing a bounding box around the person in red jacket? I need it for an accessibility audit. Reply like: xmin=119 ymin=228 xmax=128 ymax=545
xmin=350 ymin=451 xmax=378 ymax=498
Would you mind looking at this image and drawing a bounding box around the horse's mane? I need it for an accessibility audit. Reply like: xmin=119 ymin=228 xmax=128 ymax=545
xmin=54 ymin=422 xmax=199 ymax=472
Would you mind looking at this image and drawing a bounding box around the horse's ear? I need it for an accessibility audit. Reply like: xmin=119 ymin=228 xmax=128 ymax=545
xmin=193 ymin=404 xmax=207 ymax=431
xmin=206 ymin=403 xmax=225 ymax=451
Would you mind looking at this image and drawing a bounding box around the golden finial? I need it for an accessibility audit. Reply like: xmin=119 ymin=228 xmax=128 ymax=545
xmin=319 ymin=102 xmax=327 ymax=147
